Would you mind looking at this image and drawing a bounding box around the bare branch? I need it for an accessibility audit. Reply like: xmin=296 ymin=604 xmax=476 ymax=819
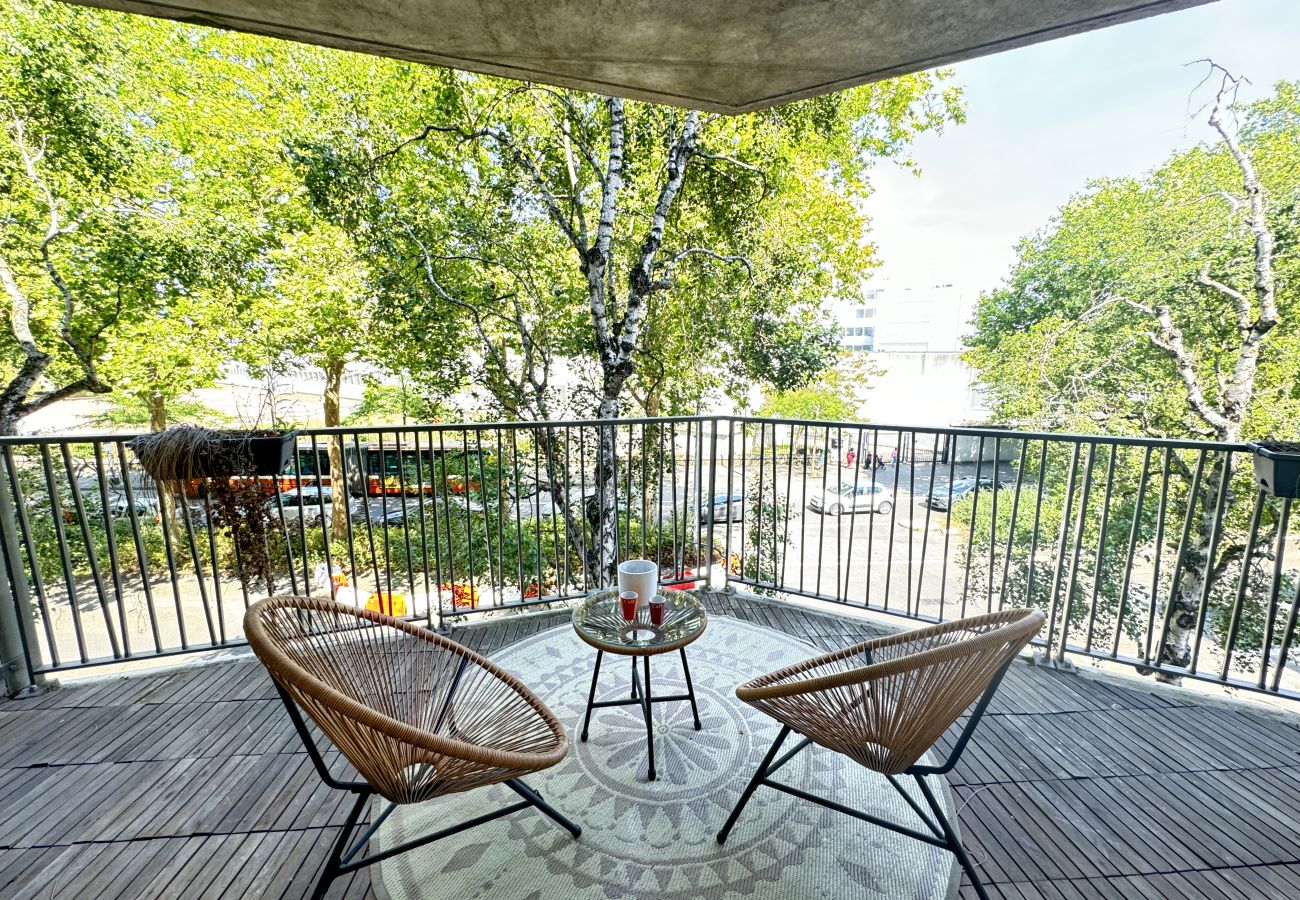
xmin=656 ymin=247 xmax=753 ymax=288
xmin=1147 ymin=304 xmax=1234 ymax=436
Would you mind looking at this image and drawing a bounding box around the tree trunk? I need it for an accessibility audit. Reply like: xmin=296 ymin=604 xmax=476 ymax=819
xmin=323 ymin=358 xmax=349 ymax=542
xmin=147 ymin=391 xmax=167 ymax=432
xmin=1156 ymin=455 xmax=1231 ymax=680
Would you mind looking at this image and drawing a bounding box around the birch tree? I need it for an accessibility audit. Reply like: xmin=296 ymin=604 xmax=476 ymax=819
xmin=968 ymin=67 xmax=1299 ymax=680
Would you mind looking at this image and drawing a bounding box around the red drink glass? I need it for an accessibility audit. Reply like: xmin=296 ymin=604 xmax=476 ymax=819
xmin=619 ymin=591 xmax=639 ymax=621
xmin=649 ymin=597 xmax=666 ymax=626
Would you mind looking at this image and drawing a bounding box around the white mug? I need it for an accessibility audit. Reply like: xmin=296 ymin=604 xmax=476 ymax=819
xmin=617 ymin=559 xmax=658 ymax=606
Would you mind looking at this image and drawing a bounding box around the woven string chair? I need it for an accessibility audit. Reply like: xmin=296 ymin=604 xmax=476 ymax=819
xmin=245 ymin=596 xmax=580 ymax=900
xmin=717 ymin=608 xmax=1045 ymax=900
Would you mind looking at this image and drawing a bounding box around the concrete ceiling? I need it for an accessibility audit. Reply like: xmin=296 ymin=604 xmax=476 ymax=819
xmin=66 ymin=0 xmax=1214 ymax=113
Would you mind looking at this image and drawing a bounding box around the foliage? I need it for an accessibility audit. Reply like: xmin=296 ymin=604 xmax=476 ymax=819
xmin=758 ymin=352 xmax=880 ymax=422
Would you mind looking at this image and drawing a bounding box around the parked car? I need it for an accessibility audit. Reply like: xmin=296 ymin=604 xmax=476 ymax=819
xmin=925 ymin=477 xmax=1006 ymax=511
xmin=806 ymin=481 xmax=892 ymax=516
xmin=356 ymin=494 xmax=484 ymax=527
xmin=699 ymin=493 xmax=749 ymax=525
xmin=267 ymin=486 xmax=335 ymax=527
xmin=85 ymin=492 xmax=161 ymax=520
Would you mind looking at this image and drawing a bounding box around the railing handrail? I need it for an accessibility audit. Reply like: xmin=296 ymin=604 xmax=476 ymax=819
xmin=0 ymin=414 xmax=1253 ymax=454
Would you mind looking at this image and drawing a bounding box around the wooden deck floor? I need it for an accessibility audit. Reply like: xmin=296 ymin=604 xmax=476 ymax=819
xmin=3 ymin=592 xmax=1300 ymax=900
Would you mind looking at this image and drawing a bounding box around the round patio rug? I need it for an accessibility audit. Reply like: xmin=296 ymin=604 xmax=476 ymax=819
xmin=372 ymin=615 xmax=961 ymax=900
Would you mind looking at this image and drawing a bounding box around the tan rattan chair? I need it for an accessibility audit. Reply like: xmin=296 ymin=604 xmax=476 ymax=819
xmin=245 ymin=596 xmax=580 ymax=900
xmin=717 ymin=608 xmax=1045 ymax=900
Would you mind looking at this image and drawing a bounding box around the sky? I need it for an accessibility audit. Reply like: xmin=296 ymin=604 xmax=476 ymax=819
xmin=864 ymin=0 xmax=1300 ymax=299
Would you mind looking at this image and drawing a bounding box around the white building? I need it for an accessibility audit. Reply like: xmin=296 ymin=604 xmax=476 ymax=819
xmin=834 ymin=281 xmax=989 ymax=427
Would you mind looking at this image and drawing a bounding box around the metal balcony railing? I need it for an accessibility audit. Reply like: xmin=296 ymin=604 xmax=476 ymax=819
xmin=1 ymin=417 xmax=1297 ymax=699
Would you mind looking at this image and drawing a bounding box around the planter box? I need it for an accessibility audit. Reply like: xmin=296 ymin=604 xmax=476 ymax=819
xmin=1249 ymin=441 xmax=1300 ymax=499
xmin=133 ymin=430 xmax=297 ymax=479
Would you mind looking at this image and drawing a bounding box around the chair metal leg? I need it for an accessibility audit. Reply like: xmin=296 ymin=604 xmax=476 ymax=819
xmin=580 ymin=649 xmax=603 ymax=742
xmin=680 ymin=647 xmax=701 ymax=730
xmin=312 ymin=788 xmax=371 ymax=900
xmin=506 ymin=778 xmax=582 ymax=838
xmin=716 ymin=724 xmax=792 ymax=844
xmin=914 ymin=772 xmax=991 ymax=900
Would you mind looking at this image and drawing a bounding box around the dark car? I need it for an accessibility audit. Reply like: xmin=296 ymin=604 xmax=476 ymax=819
xmin=925 ymin=477 xmax=1006 ymax=511
xmin=699 ymin=493 xmax=749 ymax=525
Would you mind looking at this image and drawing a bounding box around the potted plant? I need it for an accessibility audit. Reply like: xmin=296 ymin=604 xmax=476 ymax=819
xmin=1248 ymin=440 xmax=1300 ymax=498
xmin=130 ymin=424 xmax=297 ymax=588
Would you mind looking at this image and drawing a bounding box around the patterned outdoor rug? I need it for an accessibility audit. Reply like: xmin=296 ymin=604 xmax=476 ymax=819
xmin=373 ymin=615 xmax=961 ymax=900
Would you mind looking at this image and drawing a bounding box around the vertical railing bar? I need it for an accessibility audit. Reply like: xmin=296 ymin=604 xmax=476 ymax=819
xmin=509 ymin=429 xmax=526 ymax=597
xmin=1269 ymin=503 xmax=1300 ymax=693
xmin=531 ymin=430 xmax=545 ymax=605
xmin=394 ymin=432 xmax=418 ymax=610
xmin=287 ymin=436 xmax=309 ymax=598
xmin=1023 ymin=441 xmax=1049 ymax=611
xmin=1142 ymin=448 xmax=1173 ymax=666
xmin=271 ymin=456 xmax=299 ymax=599
xmin=1043 ymin=441 xmax=1080 ymax=662
xmin=1190 ymin=452 xmax=1234 ymax=676
xmin=986 ymin=436 xmax=1001 ymax=616
xmin=864 ymin=428 xmax=881 ymax=608
xmin=841 ymin=427 xmax=864 ymax=604
xmin=1082 ymin=444 xmax=1117 ymax=650
xmin=1220 ymin=492 xmax=1266 ymax=681
xmin=39 ymin=446 xmax=88 ymax=663
xmin=338 ymin=433 xmax=364 ymax=609
xmin=412 ymin=429 xmax=432 ymax=624
xmin=547 ymin=427 xmax=565 ymax=600
xmin=1154 ymin=449 xmax=1206 ymax=669
xmin=907 ymin=430 xmax=919 ymax=614
xmin=656 ymin=421 xmax=667 ymax=582
xmin=737 ymin=423 xmax=748 ymax=584
xmin=199 ymin=488 xmax=232 ymax=641
xmin=915 ymin=432 xmax=943 ymax=618
xmin=59 ymin=444 xmax=121 ymax=658
xmin=883 ymin=430 xmax=905 ymax=613
xmin=92 ymin=442 xmax=134 ymax=656
xmin=308 ymin=435 xmax=334 ymax=597
xmin=459 ymin=427 xmax=478 ymax=609
xmin=997 ymin=438 xmax=1030 ymax=615
xmin=705 ymin=421 xmax=718 ymax=582
xmin=379 ymin=431 xmax=398 ymax=600
xmin=579 ymin=426 xmax=590 ymax=593
xmin=644 ymin=421 xmax=655 ymax=561
xmin=814 ymin=425 xmax=830 ymax=599
xmin=1110 ymin=446 xmax=1154 ymax=658
xmin=1258 ymin=497 xmax=1292 ymax=691
xmin=959 ymin=436 xmax=988 ymax=620
xmin=781 ymin=426 xmax=795 ymax=591
xmin=754 ymin=422 xmax=766 ymax=588
xmin=725 ymin=420 xmax=736 ymax=579
xmin=1058 ymin=443 xmax=1097 ymax=663
xmin=354 ymin=433 xmax=382 ymax=602
xmin=4 ymin=447 xmax=59 ymax=665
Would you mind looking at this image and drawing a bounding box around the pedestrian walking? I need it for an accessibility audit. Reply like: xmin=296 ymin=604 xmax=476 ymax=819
xmin=846 ymin=448 xmax=856 ymax=468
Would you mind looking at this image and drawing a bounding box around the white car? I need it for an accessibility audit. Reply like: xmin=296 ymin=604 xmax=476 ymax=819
xmin=268 ymin=485 xmax=335 ymax=526
xmin=806 ymin=481 xmax=893 ymax=516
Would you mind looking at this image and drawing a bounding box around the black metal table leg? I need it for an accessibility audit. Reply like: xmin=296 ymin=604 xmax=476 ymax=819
xmin=642 ymin=654 xmax=656 ymax=781
xmin=680 ymin=647 xmax=701 ymax=730
xmin=580 ymin=649 xmax=603 ymax=742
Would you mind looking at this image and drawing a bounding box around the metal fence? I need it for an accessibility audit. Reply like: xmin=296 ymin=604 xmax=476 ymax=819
xmin=1 ymin=417 xmax=1297 ymax=699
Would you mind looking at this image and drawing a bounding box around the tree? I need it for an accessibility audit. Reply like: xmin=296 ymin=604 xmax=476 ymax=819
xmin=298 ymin=76 xmax=962 ymax=583
xmin=967 ymin=67 xmax=1299 ymax=679
xmin=0 ymin=2 xmax=182 ymax=434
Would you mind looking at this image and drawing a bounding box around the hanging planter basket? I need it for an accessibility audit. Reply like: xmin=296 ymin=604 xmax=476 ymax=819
xmin=1248 ymin=441 xmax=1300 ymax=499
xmin=128 ymin=425 xmax=297 ymax=480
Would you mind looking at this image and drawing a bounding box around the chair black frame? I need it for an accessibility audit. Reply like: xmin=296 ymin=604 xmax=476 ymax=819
xmin=716 ymin=655 xmax=1016 ymax=900
xmin=274 ymin=683 xmax=582 ymax=900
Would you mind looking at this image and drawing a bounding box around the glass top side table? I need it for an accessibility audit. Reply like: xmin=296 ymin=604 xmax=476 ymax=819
xmin=572 ymin=587 xmax=707 ymax=780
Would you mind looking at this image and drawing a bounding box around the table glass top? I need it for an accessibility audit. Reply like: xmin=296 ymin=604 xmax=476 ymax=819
xmin=572 ymin=587 xmax=706 ymax=652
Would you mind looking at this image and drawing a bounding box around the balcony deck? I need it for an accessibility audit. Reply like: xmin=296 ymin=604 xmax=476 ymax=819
xmin=3 ymin=592 xmax=1300 ymax=900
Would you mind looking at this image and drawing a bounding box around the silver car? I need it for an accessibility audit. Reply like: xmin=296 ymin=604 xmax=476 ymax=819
xmin=806 ymin=481 xmax=892 ymax=516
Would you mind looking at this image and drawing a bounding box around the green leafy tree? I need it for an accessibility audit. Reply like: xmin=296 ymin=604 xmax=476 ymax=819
xmin=966 ymin=67 xmax=1299 ymax=679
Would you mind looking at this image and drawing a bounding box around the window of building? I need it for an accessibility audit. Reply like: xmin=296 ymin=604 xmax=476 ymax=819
xmin=855 ymin=308 xmax=866 ymax=319
xmin=864 ymin=289 xmax=883 ymax=300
